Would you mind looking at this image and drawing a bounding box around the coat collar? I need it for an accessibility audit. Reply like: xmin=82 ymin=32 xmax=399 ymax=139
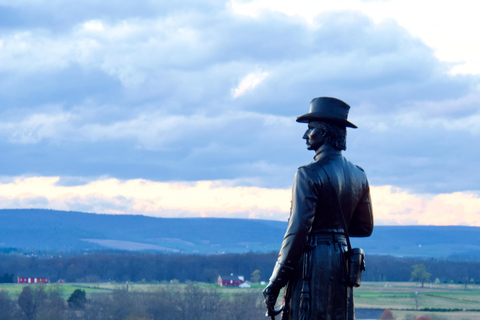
xmin=314 ymin=147 xmax=342 ymax=162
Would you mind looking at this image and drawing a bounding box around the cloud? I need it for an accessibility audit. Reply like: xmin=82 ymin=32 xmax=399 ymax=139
xmin=1 ymin=7 xmax=475 ymax=116
xmin=0 ymin=176 xmax=291 ymax=220
xmin=232 ymin=71 xmax=269 ymax=98
xmin=0 ymin=176 xmax=479 ymax=226
xmin=0 ymin=108 xmax=299 ymax=151
xmin=0 ymin=111 xmax=73 ymax=144
xmin=0 ymin=0 xmax=479 ymax=200
xmin=230 ymin=0 xmax=480 ymax=75
xmin=2 ymin=5 xmax=466 ymax=109
xmin=371 ymin=186 xmax=480 ymax=226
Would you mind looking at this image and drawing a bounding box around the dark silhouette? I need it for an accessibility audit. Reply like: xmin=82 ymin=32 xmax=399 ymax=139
xmin=68 ymin=289 xmax=87 ymax=309
xmin=263 ymin=97 xmax=374 ymax=320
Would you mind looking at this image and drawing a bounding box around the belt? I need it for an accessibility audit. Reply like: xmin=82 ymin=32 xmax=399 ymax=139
xmin=310 ymin=233 xmax=347 ymax=245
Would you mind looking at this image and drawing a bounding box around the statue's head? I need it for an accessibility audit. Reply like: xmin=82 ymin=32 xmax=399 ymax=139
xmin=297 ymin=97 xmax=356 ymax=151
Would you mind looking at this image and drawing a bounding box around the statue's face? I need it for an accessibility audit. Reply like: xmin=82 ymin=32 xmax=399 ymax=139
xmin=303 ymin=121 xmax=325 ymax=151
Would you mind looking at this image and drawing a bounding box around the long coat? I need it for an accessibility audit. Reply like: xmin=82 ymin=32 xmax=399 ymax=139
xmin=268 ymin=150 xmax=373 ymax=320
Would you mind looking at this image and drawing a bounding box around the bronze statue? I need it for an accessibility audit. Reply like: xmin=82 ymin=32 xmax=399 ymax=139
xmin=263 ymin=97 xmax=374 ymax=320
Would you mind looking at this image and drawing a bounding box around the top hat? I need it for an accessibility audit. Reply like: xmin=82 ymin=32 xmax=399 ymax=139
xmin=296 ymin=97 xmax=357 ymax=128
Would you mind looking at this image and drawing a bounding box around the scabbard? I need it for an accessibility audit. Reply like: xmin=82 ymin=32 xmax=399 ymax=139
xmin=299 ymin=235 xmax=316 ymax=320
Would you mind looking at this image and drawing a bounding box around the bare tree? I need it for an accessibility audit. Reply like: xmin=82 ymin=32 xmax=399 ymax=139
xmin=412 ymin=292 xmax=421 ymax=310
xmin=18 ymin=287 xmax=37 ymax=320
xmin=219 ymin=292 xmax=265 ymax=320
xmin=39 ymin=289 xmax=66 ymax=320
xmin=0 ymin=291 xmax=17 ymax=320
xmin=145 ymin=286 xmax=182 ymax=320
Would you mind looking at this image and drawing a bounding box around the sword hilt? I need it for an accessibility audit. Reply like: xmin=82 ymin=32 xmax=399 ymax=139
xmin=265 ymin=305 xmax=284 ymax=319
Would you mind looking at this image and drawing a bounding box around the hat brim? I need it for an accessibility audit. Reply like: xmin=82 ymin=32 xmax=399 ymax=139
xmin=296 ymin=113 xmax=358 ymax=128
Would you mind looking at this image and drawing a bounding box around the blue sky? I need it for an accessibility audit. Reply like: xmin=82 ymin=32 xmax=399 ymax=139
xmin=0 ymin=0 xmax=479 ymax=225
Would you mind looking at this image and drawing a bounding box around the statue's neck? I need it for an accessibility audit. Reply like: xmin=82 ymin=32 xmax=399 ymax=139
xmin=314 ymin=144 xmax=342 ymax=161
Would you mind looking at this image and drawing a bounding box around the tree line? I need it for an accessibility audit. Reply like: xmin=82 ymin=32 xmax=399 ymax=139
xmin=0 ymin=284 xmax=267 ymax=320
xmin=0 ymin=251 xmax=478 ymax=284
xmin=361 ymin=255 xmax=479 ymax=284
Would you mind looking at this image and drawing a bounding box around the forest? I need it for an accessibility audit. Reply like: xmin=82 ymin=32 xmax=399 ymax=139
xmin=0 ymin=251 xmax=479 ymax=284
xmin=0 ymin=284 xmax=267 ymax=320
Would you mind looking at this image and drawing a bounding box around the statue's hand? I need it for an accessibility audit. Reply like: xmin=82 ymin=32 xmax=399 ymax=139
xmin=263 ymin=283 xmax=282 ymax=316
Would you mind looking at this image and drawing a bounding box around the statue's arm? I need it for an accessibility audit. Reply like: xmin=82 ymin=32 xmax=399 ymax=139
xmin=348 ymin=181 xmax=374 ymax=237
xmin=268 ymin=167 xmax=317 ymax=288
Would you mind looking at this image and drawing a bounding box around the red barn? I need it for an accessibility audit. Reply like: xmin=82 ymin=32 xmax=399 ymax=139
xmin=218 ymin=274 xmax=245 ymax=287
xmin=17 ymin=274 xmax=49 ymax=284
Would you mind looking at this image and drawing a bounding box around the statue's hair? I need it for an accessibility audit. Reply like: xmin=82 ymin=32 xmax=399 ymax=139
xmin=315 ymin=121 xmax=347 ymax=151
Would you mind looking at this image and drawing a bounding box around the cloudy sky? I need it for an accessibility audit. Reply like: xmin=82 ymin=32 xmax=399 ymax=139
xmin=0 ymin=0 xmax=479 ymax=226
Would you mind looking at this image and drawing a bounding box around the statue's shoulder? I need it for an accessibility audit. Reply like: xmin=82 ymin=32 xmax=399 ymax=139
xmin=355 ymin=164 xmax=365 ymax=172
xmin=342 ymin=156 xmax=366 ymax=173
xmin=298 ymin=161 xmax=329 ymax=184
xmin=299 ymin=153 xmax=335 ymax=171
xmin=342 ymin=158 xmax=368 ymax=181
xmin=295 ymin=162 xmax=324 ymax=185
xmin=298 ymin=161 xmax=322 ymax=172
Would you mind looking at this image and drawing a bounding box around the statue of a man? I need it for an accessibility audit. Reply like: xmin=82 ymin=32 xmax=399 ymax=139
xmin=263 ymin=97 xmax=374 ymax=320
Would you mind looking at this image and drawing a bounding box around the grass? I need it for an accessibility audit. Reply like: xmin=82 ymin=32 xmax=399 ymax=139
xmin=354 ymin=282 xmax=480 ymax=320
xmin=354 ymin=281 xmax=480 ymax=310
xmin=0 ymin=283 xmax=112 ymax=299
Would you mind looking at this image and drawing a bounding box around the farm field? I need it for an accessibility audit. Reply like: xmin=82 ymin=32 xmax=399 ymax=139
xmin=355 ymin=281 xmax=480 ymax=309
xmin=355 ymin=281 xmax=480 ymax=319
xmin=1 ymin=281 xmax=479 ymax=319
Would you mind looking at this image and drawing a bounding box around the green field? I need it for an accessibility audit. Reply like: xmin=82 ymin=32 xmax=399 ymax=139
xmin=353 ymin=281 xmax=480 ymax=320
xmin=1 ymin=281 xmax=479 ymax=319
xmin=355 ymin=281 xmax=480 ymax=309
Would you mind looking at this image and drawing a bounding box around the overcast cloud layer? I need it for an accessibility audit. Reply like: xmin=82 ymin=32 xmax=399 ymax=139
xmin=1 ymin=0 xmax=479 ymax=225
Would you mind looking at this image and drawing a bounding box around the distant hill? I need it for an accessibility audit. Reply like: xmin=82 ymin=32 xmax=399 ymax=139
xmin=0 ymin=209 xmax=478 ymax=259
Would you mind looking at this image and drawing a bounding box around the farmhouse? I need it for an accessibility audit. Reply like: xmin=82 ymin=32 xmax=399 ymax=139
xmin=17 ymin=274 xmax=49 ymax=284
xmin=217 ymin=274 xmax=245 ymax=287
